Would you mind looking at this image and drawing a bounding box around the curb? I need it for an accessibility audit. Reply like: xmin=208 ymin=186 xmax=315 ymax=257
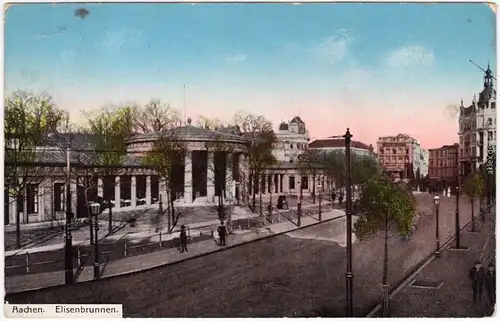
xmin=365 ymin=215 xmax=485 ymax=317
xmin=5 ymin=213 xmax=347 ymax=296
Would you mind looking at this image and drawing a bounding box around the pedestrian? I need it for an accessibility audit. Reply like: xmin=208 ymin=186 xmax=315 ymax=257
xmin=331 ymin=191 xmax=336 ymax=203
xmin=485 ymin=263 xmax=496 ymax=308
xmin=469 ymin=260 xmax=486 ymax=305
xmin=338 ymin=191 xmax=344 ymax=205
xmin=217 ymin=222 xmax=227 ymax=246
xmin=179 ymin=225 xmax=188 ymax=253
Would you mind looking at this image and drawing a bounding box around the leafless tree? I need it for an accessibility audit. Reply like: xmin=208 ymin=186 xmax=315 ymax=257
xmin=234 ymin=112 xmax=277 ymax=217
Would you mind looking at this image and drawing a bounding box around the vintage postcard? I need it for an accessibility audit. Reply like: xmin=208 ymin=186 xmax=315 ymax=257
xmin=3 ymin=1 xmax=497 ymax=318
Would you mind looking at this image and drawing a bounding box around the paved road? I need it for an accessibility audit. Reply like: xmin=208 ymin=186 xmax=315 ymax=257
xmin=5 ymin=195 xmax=479 ymax=317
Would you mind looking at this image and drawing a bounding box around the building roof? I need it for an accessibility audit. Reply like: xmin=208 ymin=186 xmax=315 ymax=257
xmin=279 ymin=122 xmax=289 ymax=131
xmin=128 ymin=125 xmax=247 ymax=144
xmin=290 ymin=116 xmax=304 ymax=124
xmin=429 ymin=143 xmax=459 ymax=151
xmin=308 ymin=138 xmax=372 ymax=150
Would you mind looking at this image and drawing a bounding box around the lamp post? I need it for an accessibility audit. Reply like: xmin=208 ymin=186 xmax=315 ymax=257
xmin=90 ymin=202 xmax=101 ymax=279
xmin=318 ymin=184 xmax=323 ymax=221
xmin=454 ymin=148 xmax=462 ymax=249
xmin=64 ymin=148 xmax=74 ymax=285
xmin=343 ymin=128 xmax=354 ymax=317
xmin=297 ymin=178 xmax=302 ymax=227
xmin=433 ymin=195 xmax=441 ymax=257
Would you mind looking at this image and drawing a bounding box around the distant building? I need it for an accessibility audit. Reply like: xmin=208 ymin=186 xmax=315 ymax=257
xmin=458 ymin=64 xmax=497 ymax=176
xmin=377 ymin=134 xmax=428 ymax=181
xmin=428 ymin=144 xmax=459 ymax=182
xmin=308 ymin=138 xmax=374 ymax=158
xmin=273 ymin=116 xmax=310 ymax=163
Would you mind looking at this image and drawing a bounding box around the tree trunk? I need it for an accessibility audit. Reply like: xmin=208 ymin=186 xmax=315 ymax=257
xmin=169 ymin=193 xmax=175 ymax=233
xmin=15 ymin=210 xmax=21 ymax=249
xmin=107 ymin=196 xmax=113 ymax=235
xmin=259 ymin=192 xmax=263 ymax=217
xmin=312 ymin=177 xmax=316 ymax=204
xmin=471 ymin=198 xmax=476 ymax=232
xmin=85 ymin=188 xmax=93 ymax=246
xmin=252 ymin=188 xmax=256 ymax=212
xmin=381 ymin=210 xmax=389 ymax=316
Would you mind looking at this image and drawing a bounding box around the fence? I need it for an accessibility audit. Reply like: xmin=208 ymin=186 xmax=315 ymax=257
xmin=5 ymin=206 xmax=328 ymax=277
xmin=5 ymin=224 xmax=219 ymax=277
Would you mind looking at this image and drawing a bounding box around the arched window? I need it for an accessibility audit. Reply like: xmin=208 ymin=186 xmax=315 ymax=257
xmin=487 ymin=118 xmax=493 ymax=126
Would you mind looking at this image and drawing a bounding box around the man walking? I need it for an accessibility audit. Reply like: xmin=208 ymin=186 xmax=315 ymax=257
xmin=179 ymin=225 xmax=188 ymax=253
xmin=217 ymin=222 xmax=227 ymax=246
xmin=485 ymin=263 xmax=496 ymax=308
xmin=469 ymin=260 xmax=486 ymax=305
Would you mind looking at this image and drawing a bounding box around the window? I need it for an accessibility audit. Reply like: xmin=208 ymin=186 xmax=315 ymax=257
xmin=54 ymin=183 xmax=65 ymax=211
xmin=301 ymin=176 xmax=308 ymax=190
xmin=27 ymin=184 xmax=39 ymax=214
xmin=290 ymin=144 xmax=294 ymax=149
xmin=289 ymin=176 xmax=295 ymax=189
xmin=392 ymin=149 xmax=397 ymax=154
xmin=488 ymin=118 xmax=493 ymax=126
xmin=289 ymin=158 xmax=294 ymax=163
xmin=488 ymin=131 xmax=494 ymax=141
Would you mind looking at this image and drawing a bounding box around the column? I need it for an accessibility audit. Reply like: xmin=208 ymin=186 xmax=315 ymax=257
xmin=207 ymin=152 xmax=215 ymax=201
xmin=131 ymin=176 xmax=137 ymax=208
xmin=159 ymin=177 xmax=167 ymax=205
xmin=225 ymin=153 xmax=233 ymax=201
xmin=238 ymin=153 xmax=246 ymax=201
xmin=184 ymin=151 xmax=193 ymax=203
xmin=280 ymin=174 xmax=284 ymax=193
xmin=9 ymin=193 xmax=16 ymax=225
xmin=261 ymin=174 xmax=266 ymax=195
xmin=70 ymin=180 xmax=77 ymax=217
xmin=114 ymin=176 xmax=121 ymax=209
xmin=146 ymin=175 xmax=152 ymax=205
xmin=38 ymin=185 xmax=44 ymax=222
xmin=97 ymin=178 xmax=104 ymax=198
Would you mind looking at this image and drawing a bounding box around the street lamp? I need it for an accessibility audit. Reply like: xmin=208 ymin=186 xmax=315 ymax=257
xmin=90 ymin=202 xmax=101 ymax=279
xmin=64 ymin=148 xmax=74 ymax=285
xmin=331 ymin=128 xmax=355 ymax=317
xmin=343 ymin=128 xmax=354 ymax=317
xmin=454 ymin=148 xmax=462 ymax=249
xmin=317 ymin=184 xmax=323 ymax=221
xmin=433 ymin=195 xmax=441 ymax=257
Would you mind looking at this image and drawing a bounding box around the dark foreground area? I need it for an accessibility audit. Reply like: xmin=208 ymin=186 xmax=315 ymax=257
xmin=4 ymin=197 xmax=479 ymax=317
xmin=6 ymin=232 xmax=371 ymax=317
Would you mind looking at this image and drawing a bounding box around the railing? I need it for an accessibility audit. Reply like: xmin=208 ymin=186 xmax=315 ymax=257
xmin=4 ymin=223 xmax=227 ymax=277
xmin=5 ymin=206 xmax=330 ymax=277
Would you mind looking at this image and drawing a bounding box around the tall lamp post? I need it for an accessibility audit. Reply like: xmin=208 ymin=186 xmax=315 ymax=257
xmin=318 ymin=183 xmax=323 ymax=221
xmin=64 ymin=148 xmax=74 ymax=285
xmin=90 ymin=202 xmax=101 ymax=279
xmin=453 ymin=149 xmax=462 ymax=249
xmin=343 ymin=128 xmax=354 ymax=317
xmin=433 ymin=195 xmax=441 ymax=257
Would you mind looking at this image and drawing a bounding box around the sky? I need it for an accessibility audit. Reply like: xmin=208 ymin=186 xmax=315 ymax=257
xmin=4 ymin=2 xmax=497 ymax=149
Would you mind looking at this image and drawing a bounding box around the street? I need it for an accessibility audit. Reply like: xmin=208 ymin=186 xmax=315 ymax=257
xmin=5 ymin=195 xmax=479 ymax=317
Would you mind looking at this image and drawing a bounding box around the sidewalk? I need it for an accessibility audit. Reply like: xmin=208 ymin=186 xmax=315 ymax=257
xmin=381 ymin=210 xmax=496 ymax=317
xmin=4 ymin=208 xmax=345 ymax=294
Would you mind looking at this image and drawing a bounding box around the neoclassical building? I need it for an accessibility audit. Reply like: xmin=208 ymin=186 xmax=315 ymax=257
xmin=4 ymin=118 xmax=324 ymax=225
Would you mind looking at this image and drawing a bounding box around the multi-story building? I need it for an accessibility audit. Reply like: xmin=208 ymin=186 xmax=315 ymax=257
xmin=458 ymin=64 xmax=497 ymax=176
xmin=308 ymin=138 xmax=374 ymax=158
xmin=428 ymin=144 xmax=459 ymax=183
xmin=273 ymin=116 xmax=310 ymax=163
xmin=377 ymin=134 xmax=429 ymax=181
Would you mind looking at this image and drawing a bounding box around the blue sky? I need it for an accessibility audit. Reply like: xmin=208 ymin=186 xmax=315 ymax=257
xmin=4 ymin=3 xmax=496 ymax=147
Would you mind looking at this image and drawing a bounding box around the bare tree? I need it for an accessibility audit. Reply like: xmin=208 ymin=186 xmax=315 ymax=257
xmin=134 ymin=99 xmax=182 ymax=133
xmin=204 ymin=135 xmax=237 ymax=228
xmin=4 ymin=90 xmax=67 ymax=248
xmin=84 ymin=106 xmax=134 ymax=235
xmin=234 ymin=112 xmax=277 ymax=217
xmin=144 ymin=130 xmax=187 ymax=233
xmin=196 ymin=116 xmax=223 ymax=130
xmin=298 ymin=149 xmax=324 ymax=204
